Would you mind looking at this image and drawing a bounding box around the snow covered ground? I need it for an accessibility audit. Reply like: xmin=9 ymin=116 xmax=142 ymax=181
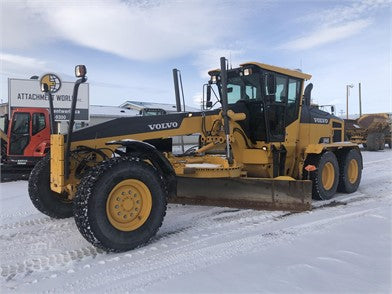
xmin=1 ymin=148 xmax=391 ymax=293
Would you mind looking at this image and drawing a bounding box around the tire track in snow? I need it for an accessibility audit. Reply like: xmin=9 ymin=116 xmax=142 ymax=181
xmin=0 ymin=209 xmax=40 ymax=222
xmin=0 ymin=218 xmax=97 ymax=273
xmin=1 ymin=188 xmax=379 ymax=289
xmin=11 ymin=208 xmax=282 ymax=289
xmin=52 ymin=206 xmax=380 ymax=293
xmin=0 ymin=216 xmax=55 ymax=230
xmin=2 ymin=150 xmax=389 ymax=290
xmin=109 ymin=207 xmax=382 ymax=293
xmin=40 ymin=200 xmax=374 ymax=293
xmin=1 ymin=246 xmax=101 ymax=278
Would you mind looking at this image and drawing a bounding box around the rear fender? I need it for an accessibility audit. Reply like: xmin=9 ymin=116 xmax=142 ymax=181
xmin=304 ymin=142 xmax=360 ymax=155
xmin=107 ymin=140 xmax=177 ymax=197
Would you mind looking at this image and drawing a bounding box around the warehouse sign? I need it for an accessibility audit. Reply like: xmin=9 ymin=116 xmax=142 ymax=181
xmin=8 ymin=78 xmax=89 ymax=121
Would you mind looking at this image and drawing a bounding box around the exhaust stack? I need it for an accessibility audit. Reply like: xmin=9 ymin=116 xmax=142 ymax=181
xmin=172 ymin=69 xmax=182 ymax=112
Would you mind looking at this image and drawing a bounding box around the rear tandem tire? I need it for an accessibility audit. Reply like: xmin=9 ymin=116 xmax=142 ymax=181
xmin=305 ymin=151 xmax=339 ymax=200
xmin=337 ymin=148 xmax=362 ymax=193
xmin=379 ymin=133 xmax=385 ymax=150
xmin=366 ymin=133 xmax=379 ymax=151
xmin=73 ymin=156 xmax=167 ymax=252
xmin=28 ymin=154 xmax=73 ymax=218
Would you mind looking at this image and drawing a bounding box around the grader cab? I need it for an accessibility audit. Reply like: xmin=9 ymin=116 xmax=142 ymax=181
xmin=28 ymin=58 xmax=362 ymax=252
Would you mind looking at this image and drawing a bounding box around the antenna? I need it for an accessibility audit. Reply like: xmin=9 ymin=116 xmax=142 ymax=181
xmin=229 ymin=52 xmax=232 ymax=69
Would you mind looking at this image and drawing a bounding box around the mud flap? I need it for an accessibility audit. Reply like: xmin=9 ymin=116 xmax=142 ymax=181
xmin=170 ymin=177 xmax=312 ymax=212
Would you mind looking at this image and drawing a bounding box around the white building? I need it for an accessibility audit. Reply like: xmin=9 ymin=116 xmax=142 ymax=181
xmin=120 ymin=100 xmax=200 ymax=114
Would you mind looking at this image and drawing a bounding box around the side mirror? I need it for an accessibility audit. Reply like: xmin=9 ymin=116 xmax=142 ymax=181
xmin=41 ymin=83 xmax=49 ymax=93
xmin=75 ymin=65 xmax=87 ymax=78
xmin=267 ymin=74 xmax=276 ymax=95
xmin=331 ymin=106 xmax=335 ymax=114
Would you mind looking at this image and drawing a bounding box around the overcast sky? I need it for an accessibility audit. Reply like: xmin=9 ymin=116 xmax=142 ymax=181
xmin=1 ymin=0 xmax=391 ymax=116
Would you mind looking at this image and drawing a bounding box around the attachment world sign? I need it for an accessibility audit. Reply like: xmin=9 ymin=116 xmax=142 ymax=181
xmin=8 ymin=78 xmax=89 ymax=121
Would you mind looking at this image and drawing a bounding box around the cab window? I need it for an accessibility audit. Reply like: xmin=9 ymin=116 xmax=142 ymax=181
xmin=32 ymin=113 xmax=46 ymax=135
xmin=275 ymin=76 xmax=287 ymax=103
xmin=227 ymin=84 xmax=241 ymax=104
xmin=227 ymin=74 xmax=262 ymax=104
xmin=285 ymin=78 xmax=301 ymax=125
xmin=11 ymin=112 xmax=30 ymax=134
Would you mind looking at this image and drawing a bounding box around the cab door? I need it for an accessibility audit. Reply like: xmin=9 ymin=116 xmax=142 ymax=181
xmin=8 ymin=112 xmax=30 ymax=155
xmin=265 ymin=74 xmax=288 ymax=142
xmin=27 ymin=111 xmax=50 ymax=156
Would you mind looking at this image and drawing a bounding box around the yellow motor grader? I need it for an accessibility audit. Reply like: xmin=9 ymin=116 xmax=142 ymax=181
xmin=28 ymin=58 xmax=362 ymax=252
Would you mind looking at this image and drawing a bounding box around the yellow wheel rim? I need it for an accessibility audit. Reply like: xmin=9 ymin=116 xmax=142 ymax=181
xmin=347 ymin=159 xmax=359 ymax=184
xmin=106 ymin=179 xmax=152 ymax=231
xmin=321 ymin=162 xmax=335 ymax=190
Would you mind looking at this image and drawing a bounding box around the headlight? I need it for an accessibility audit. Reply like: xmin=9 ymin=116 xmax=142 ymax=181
xmin=243 ymin=68 xmax=252 ymax=76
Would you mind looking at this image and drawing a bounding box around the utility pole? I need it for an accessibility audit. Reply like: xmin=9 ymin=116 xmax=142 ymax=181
xmin=358 ymin=82 xmax=362 ymax=117
xmin=346 ymin=84 xmax=354 ymax=119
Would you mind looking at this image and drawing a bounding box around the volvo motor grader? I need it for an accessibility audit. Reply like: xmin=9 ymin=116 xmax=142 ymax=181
xmin=28 ymin=58 xmax=362 ymax=252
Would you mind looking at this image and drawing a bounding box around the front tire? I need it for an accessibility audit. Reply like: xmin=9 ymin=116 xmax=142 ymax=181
xmin=28 ymin=154 xmax=73 ymax=218
xmin=73 ymin=156 xmax=167 ymax=252
xmin=305 ymin=151 xmax=339 ymax=200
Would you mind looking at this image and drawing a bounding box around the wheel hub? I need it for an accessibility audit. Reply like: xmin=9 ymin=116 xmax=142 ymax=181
xmin=321 ymin=162 xmax=335 ymax=190
xmin=122 ymin=197 xmax=134 ymax=211
xmin=348 ymin=159 xmax=358 ymax=184
xmin=106 ymin=179 xmax=152 ymax=231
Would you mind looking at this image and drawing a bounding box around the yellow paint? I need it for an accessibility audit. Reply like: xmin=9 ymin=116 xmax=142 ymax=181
xmin=241 ymin=149 xmax=269 ymax=164
xmin=321 ymin=162 xmax=335 ymax=190
xmin=0 ymin=129 xmax=7 ymax=143
xmin=274 ymin=176 xmax=296 ymax=181
xmin=208 ymin=62 xmax=312 ymax=80
xmin=305 ymin=142 xmax=359 ymax=155
xmin=50 ymin=134 xmax=65 ymax=193
xmin=40 ymin=74 xmax=56 ymax=88
xmin=106 ymin=179 xmax=152 ymax=231
xmin=227 ymin=110 xmax=246 ymax=121
xmin=348 ymin=158 xmax=359 ymax=184
xmin=240 ymin=62 xmax=312 ymax=80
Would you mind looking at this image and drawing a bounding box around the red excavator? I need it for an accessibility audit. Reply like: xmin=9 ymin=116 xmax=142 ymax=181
xmin=1 ymin=108 xmax=51 ymax=181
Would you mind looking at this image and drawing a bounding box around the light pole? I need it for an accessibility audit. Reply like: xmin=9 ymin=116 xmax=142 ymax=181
xmin=358 ymin=82 xmax=362 ymax=117
xmin=346 ymin=84 xmax=354 ymax=119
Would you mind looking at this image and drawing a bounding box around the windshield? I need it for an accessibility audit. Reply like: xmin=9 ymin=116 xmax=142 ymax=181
xmin=11 ymin=112 xmax=30 ymax=135
xmin=227 ymin=73 xmax=262 ymax=104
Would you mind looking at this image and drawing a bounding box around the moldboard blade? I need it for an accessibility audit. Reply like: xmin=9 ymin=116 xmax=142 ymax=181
xmin=171 ymin=177 xmax=312 ymax=212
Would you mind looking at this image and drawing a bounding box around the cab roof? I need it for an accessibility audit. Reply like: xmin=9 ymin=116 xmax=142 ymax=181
xmin=208 ymin=61 xmax=312 ymax=80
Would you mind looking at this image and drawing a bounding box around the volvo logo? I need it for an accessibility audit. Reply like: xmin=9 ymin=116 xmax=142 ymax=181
xmin=40 ymin=73 xmax=62 ymax=93
xmin=148 ymin=122 xmax=178 ymax=130
xmin=313 ymin=118 xmax=329 ymax=124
